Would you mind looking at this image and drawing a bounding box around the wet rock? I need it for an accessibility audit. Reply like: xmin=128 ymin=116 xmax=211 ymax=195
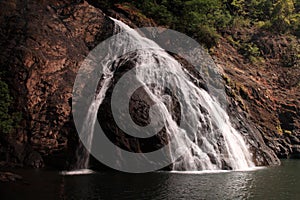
xmin=24 ymin=151 xmax=44 ymax=168
xmin=0 ymin=172 xmax=22 ymax=182
xmin=290 ymin=145 xmax=300 ymax=159
xmin=289 ymin=134 xmax=300 ymax=144
xmin=97 ymin=59 xmax=170 ymax=155
xmin=221 ymin=160 xmax=233 ymax=170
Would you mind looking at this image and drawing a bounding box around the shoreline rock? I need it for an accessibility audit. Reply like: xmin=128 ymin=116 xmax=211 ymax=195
xmin=0 ymin=171 xmax=22 ymax=182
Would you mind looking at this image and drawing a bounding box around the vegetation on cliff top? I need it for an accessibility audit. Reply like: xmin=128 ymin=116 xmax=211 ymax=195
xmin=90 ymin=0 xmax=300 ymax=48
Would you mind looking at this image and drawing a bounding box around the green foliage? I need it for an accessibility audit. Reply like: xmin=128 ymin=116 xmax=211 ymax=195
xmin=282 ymin=41 xmax=300 ymax=68
xmin=91 ymin=0 xmax=300 ymax=45
xmin=270 ymin=0 xmax=295 ymax=33
xmin=249 ymin=0 xmax=273 ymax=21
xmin=130 ymin=0 xmax=231 ymax=47
xmin=231 ymin=16 xmax=251 ymax=29
xmin=226 ymin=0 xmax=300 ymax=35
xmin=0 ymin=78 xmax=21 ymax=134
xmin=227 ymin=35 xmax=263 ymax=63
xmin=229 ymin=0 xmax=246 ymax=15
xmin=289 ymin=12 xmax=300 ymax=37
xmin=240 ymin=42 xmax=261 ymax=59
xmin=135 ymin=1 xmax=174 ymax=25
xmin=191 ymin=25 xmax=221 ymax=48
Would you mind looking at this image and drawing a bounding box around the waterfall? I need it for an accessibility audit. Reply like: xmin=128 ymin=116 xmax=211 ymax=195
xmin=73 ymin=17 xmax=255 ymax=172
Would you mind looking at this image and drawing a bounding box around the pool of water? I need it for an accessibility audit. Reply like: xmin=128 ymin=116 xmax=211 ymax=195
xmin=1 ymin=160 xmax=300 ymax=199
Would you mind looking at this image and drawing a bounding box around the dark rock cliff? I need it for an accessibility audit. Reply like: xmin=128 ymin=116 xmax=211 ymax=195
xmin=0 ymin=0 xmax=114 ymax=168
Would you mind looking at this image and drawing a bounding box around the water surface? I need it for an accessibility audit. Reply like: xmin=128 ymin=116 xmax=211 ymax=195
xmin=1 ymin=160 xmax=299 ymax=199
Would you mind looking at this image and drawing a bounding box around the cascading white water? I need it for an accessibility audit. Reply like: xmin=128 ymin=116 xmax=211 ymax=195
xmin=74 ymin=17 xmax=255 ymax=172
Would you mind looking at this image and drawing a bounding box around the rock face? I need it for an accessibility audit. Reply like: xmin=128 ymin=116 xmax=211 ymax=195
xmin=0 ymin=0 xmax=295 ymax=169
xmin=0 ymin=0 xmax=114 ymax=168
xmin=213 ymin=33 xmax=300 ymax=159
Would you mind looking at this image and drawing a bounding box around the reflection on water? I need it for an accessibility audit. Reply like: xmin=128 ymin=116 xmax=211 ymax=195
xmin=1 ymin=160 xmax=300 ymax=200
xmin=163 ymin=170 xmax=255 ymax=199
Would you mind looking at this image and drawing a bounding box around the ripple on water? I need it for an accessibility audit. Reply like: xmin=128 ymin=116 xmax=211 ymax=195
xmin=60 ymin=169 xmax=95 ymax=176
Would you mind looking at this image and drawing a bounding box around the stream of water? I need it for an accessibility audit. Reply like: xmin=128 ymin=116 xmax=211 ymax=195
xmin=73 ymin=17 xmax=255 ymax=172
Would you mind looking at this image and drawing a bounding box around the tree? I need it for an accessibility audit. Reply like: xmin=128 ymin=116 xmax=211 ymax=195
xmin=271 ymin=0 xmax=295 ymax=32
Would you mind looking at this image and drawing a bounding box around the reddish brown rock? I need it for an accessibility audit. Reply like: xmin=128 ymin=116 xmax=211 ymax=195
xmin=0 ymin=0 xmax=114 ymax=168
